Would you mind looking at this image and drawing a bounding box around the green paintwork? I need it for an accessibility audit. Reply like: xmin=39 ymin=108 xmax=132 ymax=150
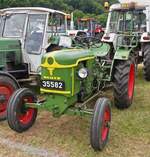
xmin=25 ymin=94 xmax=93 ymax=117
xmin=41 ymin=67 xmax=75 ymax=96
xmin=41 ymin=94 xmax=77 ymax=117
xmin=113 ymin=34 xmax=138 ymax=60
xmin=0 ymin=38 xmax=20 ymax=50
xmin=49 ymin=36 xmax=60 ymax=45
xmin=43 ymin=43 xmax=110 ymax=66
xmin=90 ymin=43 xmax=110 ymax=57
xmin=0 ymin=38 xmax=22 ymax=69
xmin=40 ymin=41 xmax=113 ymax=116
xmin=46 ymin=49 xmax=93 ymax=65
xmin=114 ymin=47 xmax=132 ymax=60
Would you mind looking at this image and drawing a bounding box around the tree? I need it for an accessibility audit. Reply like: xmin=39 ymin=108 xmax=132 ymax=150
xmin=0 ymin=0 xmax=118 ymax=26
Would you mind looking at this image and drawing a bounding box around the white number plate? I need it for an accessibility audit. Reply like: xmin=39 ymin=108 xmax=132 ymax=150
xmin=41 ymin=80 xmax=65 ymax=90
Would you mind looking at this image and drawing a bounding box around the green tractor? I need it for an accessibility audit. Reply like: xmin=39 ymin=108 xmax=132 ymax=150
xmin=102 ymin=2 xmax=150 ymax=80
xmin=0 ymin=7 xmax=71 ymax=120
xmin=0 ymin=6 xmax=136 ymax=151
xmin=6 ymin=27 xmax=136 ymax=150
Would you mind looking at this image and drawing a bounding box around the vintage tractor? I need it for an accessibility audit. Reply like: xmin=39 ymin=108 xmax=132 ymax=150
xmin=6 ymin=27 xmax=136 ymax=150
xmin=0 ymin=7 xmax=71 ymax=121
xmin=102 ymin=2 xmax=150 ymax=80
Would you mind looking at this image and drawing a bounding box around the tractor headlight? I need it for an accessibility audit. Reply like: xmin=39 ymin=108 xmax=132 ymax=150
xmin=78 ymin=68 xmax=88 ymax=79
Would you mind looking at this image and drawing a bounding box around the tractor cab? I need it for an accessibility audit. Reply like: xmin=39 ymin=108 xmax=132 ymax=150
xmin=0 ymin=7 xmax=70 ymax=77
xmin=102 ymin=3 xmax=147 ymax=45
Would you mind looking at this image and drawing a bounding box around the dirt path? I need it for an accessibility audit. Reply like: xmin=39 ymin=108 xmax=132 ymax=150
xmin=0 ymin=136 xmax=67 ymax=157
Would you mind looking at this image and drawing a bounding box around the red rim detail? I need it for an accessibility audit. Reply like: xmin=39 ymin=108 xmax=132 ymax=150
xmin=128 ymin=64 xmax=135 ymax=99
xmin=101 ymin=107 xmax=111 ymax=141
xmin=0 ymin=85 xmax=13 ymax=116
xmin=18 ymin=97 xmax=35 ymax=125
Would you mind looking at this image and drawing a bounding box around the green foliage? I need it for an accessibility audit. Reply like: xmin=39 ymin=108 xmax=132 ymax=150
xmin=0 ymin=0 xmax=118 ymax=26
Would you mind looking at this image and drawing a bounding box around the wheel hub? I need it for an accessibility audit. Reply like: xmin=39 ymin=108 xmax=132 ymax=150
xmin=18 ymin=97 xmax=35 ymax=125
xmin=101 ymin=107 xmax=111 ymax=141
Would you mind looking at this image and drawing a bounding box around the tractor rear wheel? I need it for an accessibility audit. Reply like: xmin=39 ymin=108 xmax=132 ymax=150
xmin=90 ymin=97 xmax=111 ymax=151
xmin=113 ymin=56 xmax=135 ymax=109
xmin=0 ymin=75 xmax=18 ymax=121
xmin=143 ymin=44 xmax=150 ymax=81
xmin=7 ymin=88 xmax=37 ymax=133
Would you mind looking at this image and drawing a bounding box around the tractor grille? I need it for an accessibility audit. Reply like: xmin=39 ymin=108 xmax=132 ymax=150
xmin=0 ymin=50 xmax=22 ymax=69
xmin=41 ymin=67 xmax=74 ymax=95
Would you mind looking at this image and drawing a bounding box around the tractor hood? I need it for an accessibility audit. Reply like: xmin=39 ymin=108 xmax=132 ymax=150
xmin=0 ymin=38 xmax=21 ymax=50
xmin=41 ymin=43 xmax=110 ymax=68
xmin=41 ymin=48 xmax=94 ymax=68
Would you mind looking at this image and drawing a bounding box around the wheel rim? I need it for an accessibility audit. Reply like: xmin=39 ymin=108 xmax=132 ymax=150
xmin=18 ymin=97 xmax=35 ymax=125
xmin=0 ymin=85 xmax=13 ymax=116
xmin=128 ymin=64 xmax=135 ymax=99
xmin=101 ymin=107 xmax=111 ymax=141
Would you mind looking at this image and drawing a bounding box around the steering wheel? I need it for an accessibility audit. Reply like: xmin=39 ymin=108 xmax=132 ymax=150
xmin=74 ymin=35 xmax=102 ymax=48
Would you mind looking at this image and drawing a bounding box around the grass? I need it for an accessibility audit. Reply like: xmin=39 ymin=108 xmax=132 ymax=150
xmin=0 ymin=66 xmax=150 ymax=157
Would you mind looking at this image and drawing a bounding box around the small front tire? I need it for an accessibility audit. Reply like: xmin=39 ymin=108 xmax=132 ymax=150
xmin=90 ymin=97 xmax=111 ymax=151
xmin=7 ymin=88 xmax=37 ymax=133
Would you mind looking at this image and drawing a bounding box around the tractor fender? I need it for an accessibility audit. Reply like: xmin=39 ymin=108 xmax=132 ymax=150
xmin=0 ymin=71 xmax=20 ymax=88
xmin=113 ymin=48 xmax=132 ymax=61
xmin=110 ymin=48 xmax=133 ymax=81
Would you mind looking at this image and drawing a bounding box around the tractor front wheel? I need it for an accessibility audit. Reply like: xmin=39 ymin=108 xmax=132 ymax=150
xmin=0 ymin=75 xmax=18 ymax=121
xmin=90 ymin=98 xmax=111 ymax=151
xmin=143 ymin=44 xmax=150 ymax=81
xmin=113 ymin=56 xmax=135 ymax=109
xmin=7 ymin=88 xmax=37 ymax=133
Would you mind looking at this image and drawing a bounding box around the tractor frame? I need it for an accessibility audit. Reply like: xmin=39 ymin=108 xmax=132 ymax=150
xmin=102 ymin=2 xmax=150 ymax=80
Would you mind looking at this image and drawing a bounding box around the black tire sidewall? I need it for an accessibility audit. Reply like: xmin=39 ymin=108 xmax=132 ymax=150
xmin=90 ymin=98 xmax=111 ymax=151
xmin=113 ymin=56 xmax=135 ymax=109
xmin=143 ymin=44 xmax=150 ymax=81
xmin=7 ymin=88 xmax=37 ymax=133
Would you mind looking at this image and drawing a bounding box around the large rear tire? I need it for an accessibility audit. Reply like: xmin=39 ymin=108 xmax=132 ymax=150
xmin=113 ymin=56 xmax=135 ymax=109
xmin=90 ymin=98 xmax=111 ymax=151
xmin=0 ymin=75 xmax=18 ymax=121
xmin=143 ymin=44 xmax=150 ymax=81
xmin=7 ymin=88 xmax=37 ymax=133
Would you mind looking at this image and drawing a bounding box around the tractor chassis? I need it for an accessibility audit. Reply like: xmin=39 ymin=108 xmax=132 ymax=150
xmin=25 ymin=90 xmax=108 ymax=117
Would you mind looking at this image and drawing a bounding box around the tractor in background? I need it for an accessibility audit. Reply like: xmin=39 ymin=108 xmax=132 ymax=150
xmin=0 ymin=7 xmax=70 ymax=121
xmin=102 ymin=2 xmax=150 ymax=80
